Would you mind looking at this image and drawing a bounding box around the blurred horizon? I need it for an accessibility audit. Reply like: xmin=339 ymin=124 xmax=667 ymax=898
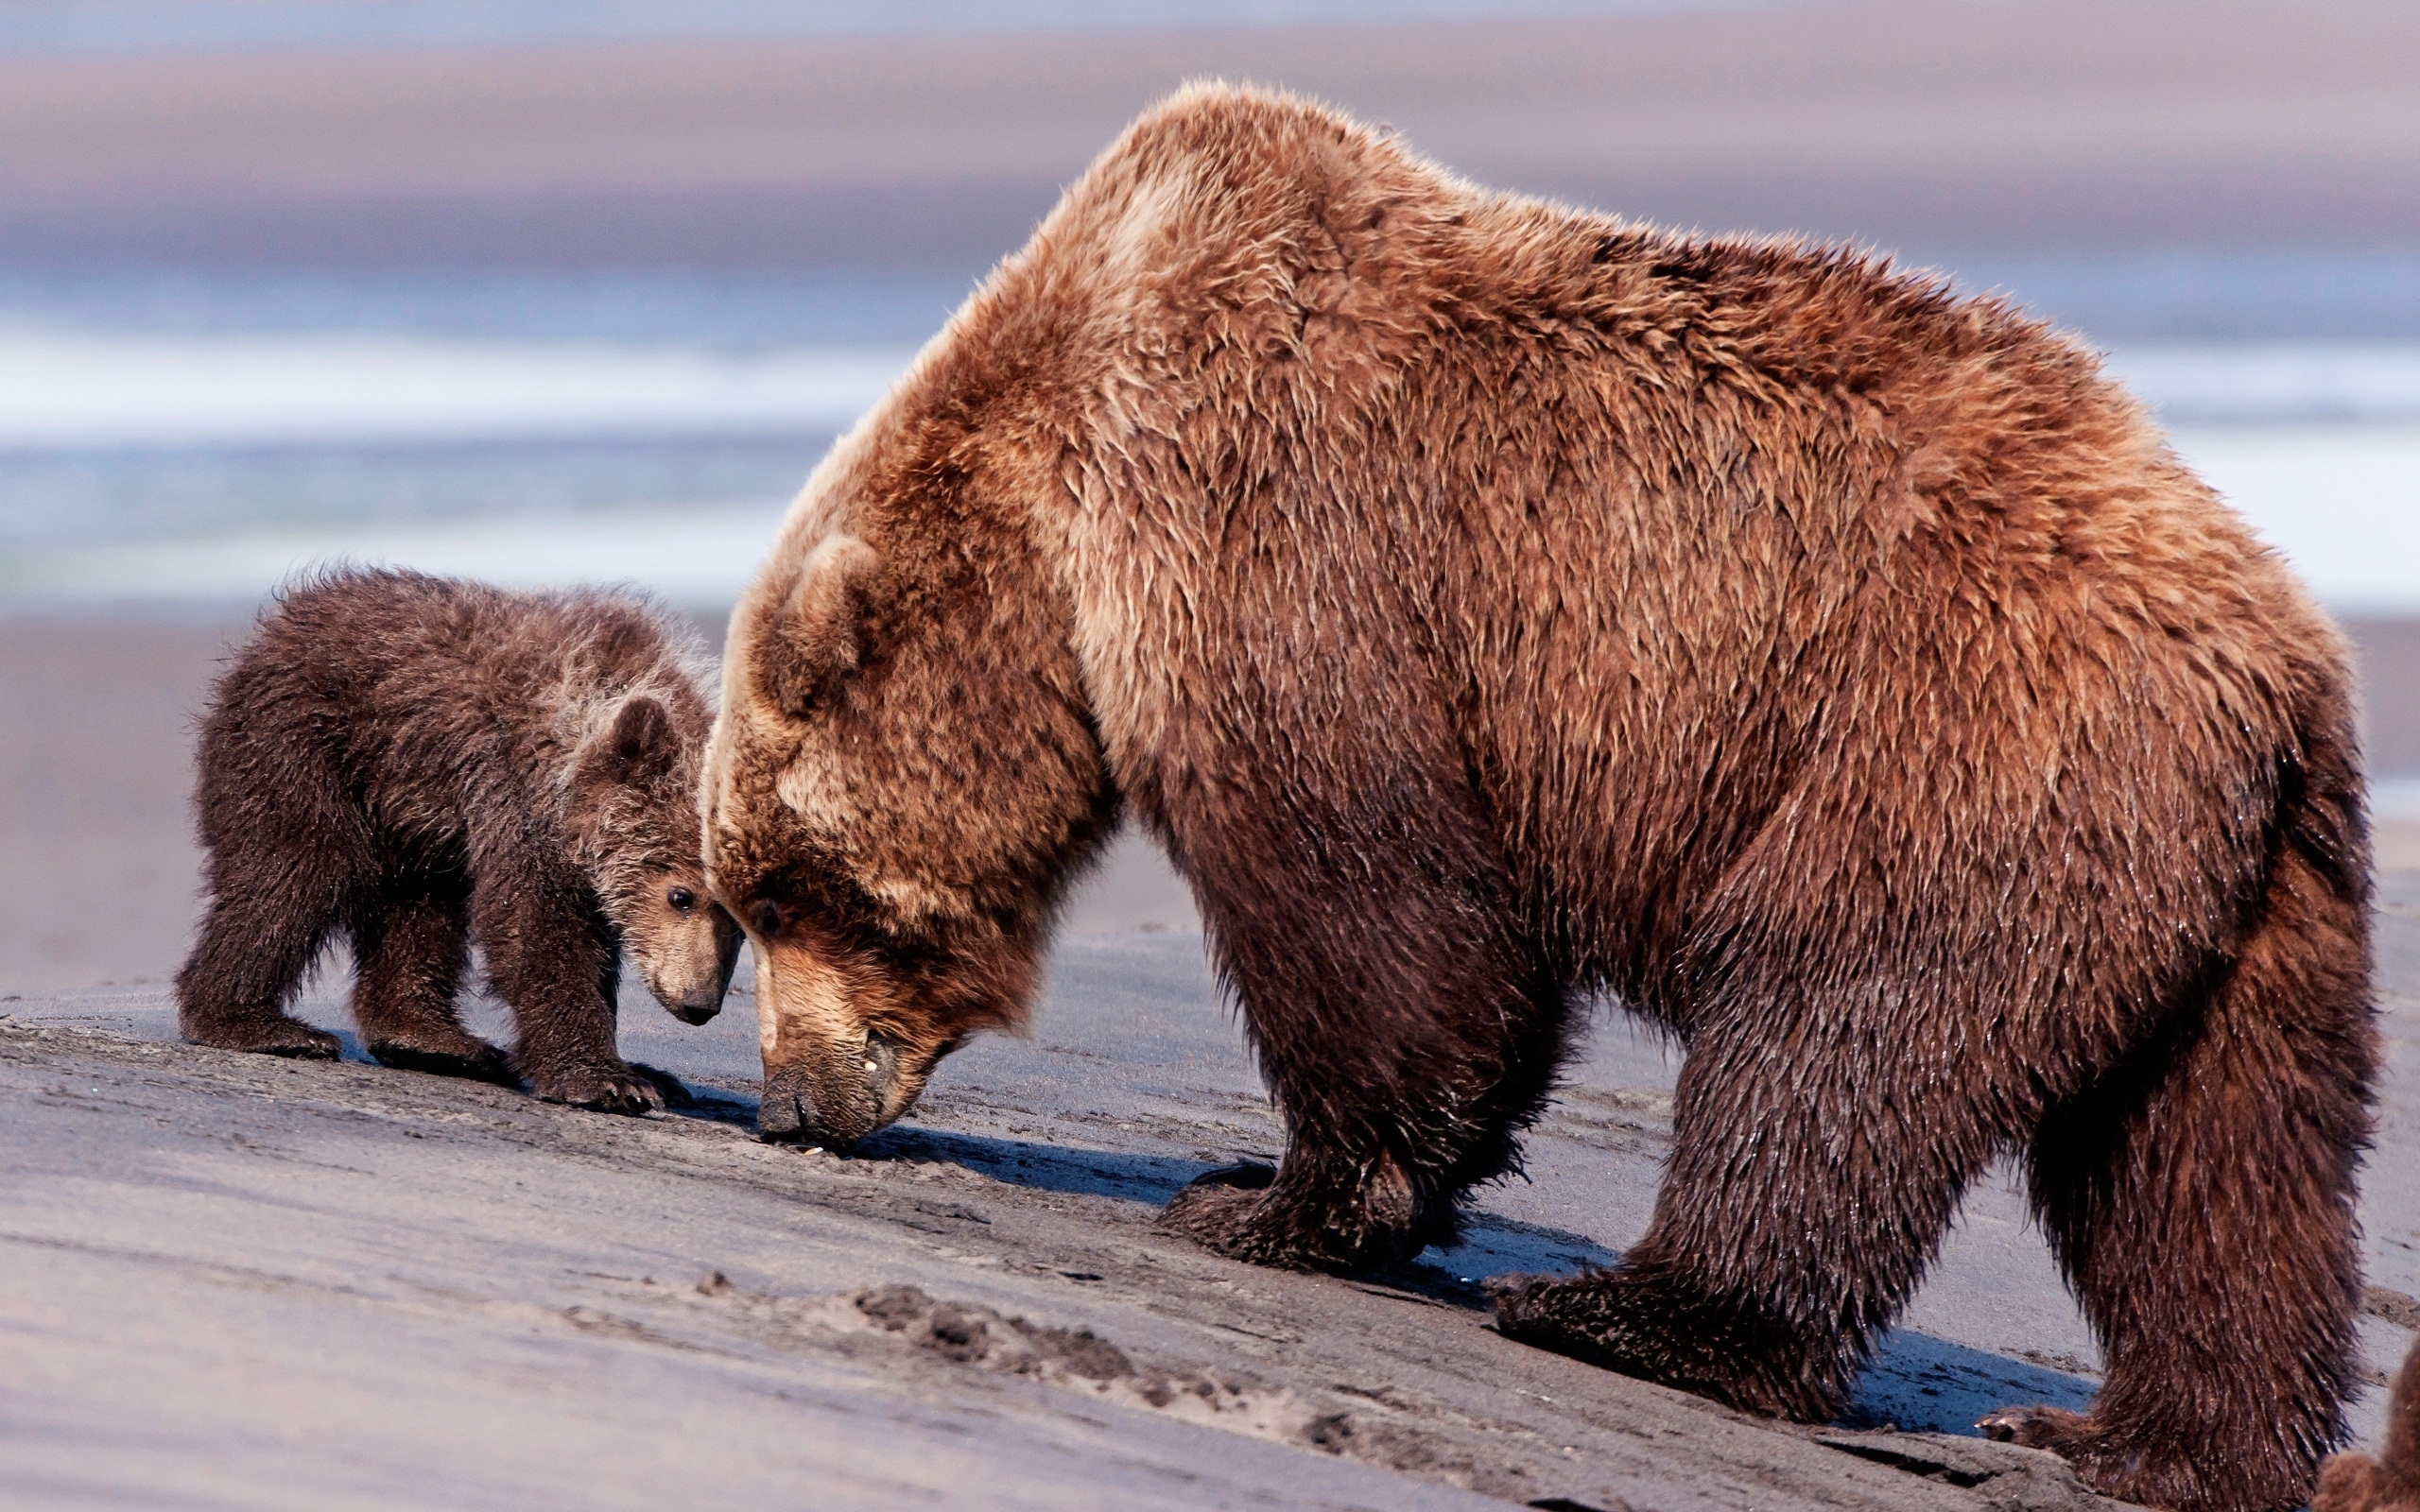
xmin=0 ymin=0 xmax=2414 ymax=613
xmin=0 ymin=1 xmax=1808 ymax=58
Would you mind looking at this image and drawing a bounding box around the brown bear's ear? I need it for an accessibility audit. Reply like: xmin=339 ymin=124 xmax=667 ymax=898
xmin=753 ymin=533 xmax=889 ymax=719
xmin=587 ymin=694 xmax=679 ymax=787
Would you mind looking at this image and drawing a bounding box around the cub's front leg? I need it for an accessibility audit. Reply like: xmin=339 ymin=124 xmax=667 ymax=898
xmin=471 ymin=868 xmax=664 ymax=1116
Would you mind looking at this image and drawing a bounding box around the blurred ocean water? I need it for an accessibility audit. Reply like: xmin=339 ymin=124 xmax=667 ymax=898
xmin=0 ymin=261 xmax=2413 ymax=611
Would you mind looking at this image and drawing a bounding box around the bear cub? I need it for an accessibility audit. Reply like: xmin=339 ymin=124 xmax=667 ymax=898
xmin=2315 ymin=1336 xmax=2420 ymax=1512
xmin=177 ymin=568 xmax=740 ymax=1114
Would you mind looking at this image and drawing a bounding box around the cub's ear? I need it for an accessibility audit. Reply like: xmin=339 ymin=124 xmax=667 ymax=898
xmin=580 ymin=695 xmax=679 ymax=788
xmin=753 ymin=533 xmax=890 ymax=719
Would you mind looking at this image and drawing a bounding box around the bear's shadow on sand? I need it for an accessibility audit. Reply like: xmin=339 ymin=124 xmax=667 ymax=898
xmin=671 ymin=1097 xmax=2101 ymax=1438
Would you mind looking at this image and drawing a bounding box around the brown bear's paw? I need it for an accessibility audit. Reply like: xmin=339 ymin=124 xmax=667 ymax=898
xmin=1974 ymin=1402 xmax=2091 ymax=1453
xmin=528 ymin=1061 xmax=667 ymax=1116
xmin=1159 ymin=1162 xmax=1282 ymax=1252
xmin=184 ymin=1015 xmax=342 ymax=1060
xmin=1157 ymin=1161 xmax=1427 ymax=1274
xmin=1491 ymin=1269 xmax=1841 ymax=1422
xmin=1978 ymin=1405 xmax=2286 ymax=1512
xmin=367 ymin=1035 xmax=514 ymax=1086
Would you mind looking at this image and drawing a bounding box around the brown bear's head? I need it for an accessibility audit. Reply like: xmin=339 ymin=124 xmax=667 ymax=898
xmin=703 ymin=404 xmax=1115 ymax=1150
xmin=567 ymin=693 xmax=744 ymax=1025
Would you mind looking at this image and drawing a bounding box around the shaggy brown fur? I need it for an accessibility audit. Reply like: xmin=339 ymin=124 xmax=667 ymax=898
xmin=701 ymin=85 xmax=2377 ymax=1512
xmin=180 ymin=568 xmax=740 ymax=1113
xmin=2316 ymin=1338 xmax=2420 ymax=1512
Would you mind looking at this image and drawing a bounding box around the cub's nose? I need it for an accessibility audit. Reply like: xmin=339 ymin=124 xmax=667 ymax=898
xmin=648 ymin=971 xmax=725 ymax=1025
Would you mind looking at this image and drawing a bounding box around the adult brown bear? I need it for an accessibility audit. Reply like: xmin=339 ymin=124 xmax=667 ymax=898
xmin=702 ymin=84 xmax=2377 ymax=1512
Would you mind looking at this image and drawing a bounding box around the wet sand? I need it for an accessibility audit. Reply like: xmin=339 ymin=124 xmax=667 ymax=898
xmin=4 ymin=855 xmax=2419 ymax=1507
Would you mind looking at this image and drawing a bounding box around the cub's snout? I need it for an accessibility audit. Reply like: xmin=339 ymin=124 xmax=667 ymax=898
xmin=631 ymin=881 xmax=742 ymax=1025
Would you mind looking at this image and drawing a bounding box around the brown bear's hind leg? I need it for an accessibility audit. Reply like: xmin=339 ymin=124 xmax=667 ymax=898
xmin=177 ymin=884 xmax=345 ymax=1059
xmin=1990 ymin=842 xmax=2373 ymax=1512
xmin=175 ymin=753 xmax=362 ymax=1061
xmin=349 ymin=881 xmax=511 ymax=1085
xmin=1495 ymin=1015 xmax=2005 ymax=1421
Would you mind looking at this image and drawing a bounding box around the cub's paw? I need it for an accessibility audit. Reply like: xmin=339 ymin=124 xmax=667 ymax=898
xmin=187 ymin=1016 xmax=341 ymax=1060
xmin=530 ymin=1062 xmax=666 ymax=1116
xmin=368 ymin=1037 xmax=514 ymax=1085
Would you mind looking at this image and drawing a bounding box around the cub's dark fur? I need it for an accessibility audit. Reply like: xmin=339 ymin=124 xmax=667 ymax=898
xmin=2315 ymin=1338 xmax=2420 ymax=1512
xmin=178 ymin=568 xmax=738 ymax=1113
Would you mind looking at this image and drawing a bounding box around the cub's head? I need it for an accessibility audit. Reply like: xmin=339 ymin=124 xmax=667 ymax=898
xmin=566 ymin=693 xmax=743 ymax=1025
xmin=705 ymin=480 xmax=1113 ymax=1151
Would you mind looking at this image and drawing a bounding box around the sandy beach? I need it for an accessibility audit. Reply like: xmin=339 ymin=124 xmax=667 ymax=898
xmin=2 ymin=853 xmax=2417 ymax=1509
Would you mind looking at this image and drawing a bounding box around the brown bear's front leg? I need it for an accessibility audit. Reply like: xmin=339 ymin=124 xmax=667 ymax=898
xmin=1150 ymin=780 xmax=1571 ymax=1274
xmin=470 ymin=865 xmax=663 ymax=1116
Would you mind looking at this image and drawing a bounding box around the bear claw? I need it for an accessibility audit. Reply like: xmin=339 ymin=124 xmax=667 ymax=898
xmin=625 ymin=1061 xmax=694 ymax=1108
xmin=531 ymin=1063 xmax=666 ymax=1116
xmin=1975 ymin=1403 xmax=2089 ymax=1450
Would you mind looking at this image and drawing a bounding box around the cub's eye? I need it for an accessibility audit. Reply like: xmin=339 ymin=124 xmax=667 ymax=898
xmin=666 ymin=886 xmax=698 ymax=914
xmin=749 ymin=899 xmax=782 ymax=938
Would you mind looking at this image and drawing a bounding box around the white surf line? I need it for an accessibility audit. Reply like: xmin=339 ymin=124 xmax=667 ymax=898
xmin=2169 ymin=423 xmax=2420 ymax=615
xmin=2102 ymin=344 xmax=2420 ymax=425
xmin=3 ymin=426 xmax=2415 ymax=613
xmin=2374 ymin=779 xmax=2420 ymax=822
xmin=4 ymin=335 xmax=2419 ymax=453
xmin=0 ymin=333 xmax=916 ymax=450
xmin=0 ymin=337 xmax=2414 ymax=613
xmin=0 ymin=500 xmax=796 ymax=606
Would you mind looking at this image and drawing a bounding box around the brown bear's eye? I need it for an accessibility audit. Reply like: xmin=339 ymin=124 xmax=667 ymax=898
xmin=666 ymin=886 xmax=697 ymax=913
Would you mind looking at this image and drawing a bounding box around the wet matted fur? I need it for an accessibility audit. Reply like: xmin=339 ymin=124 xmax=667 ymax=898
xmin=179 ymin=567 xmax=740 ymax=1113
xmin=703 ymin=85 xmax=2377 ymax=1512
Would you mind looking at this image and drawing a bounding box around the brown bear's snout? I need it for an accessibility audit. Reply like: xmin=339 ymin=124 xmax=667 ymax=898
xmin=756 ymin=1038 xmax=898 ymax=1151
